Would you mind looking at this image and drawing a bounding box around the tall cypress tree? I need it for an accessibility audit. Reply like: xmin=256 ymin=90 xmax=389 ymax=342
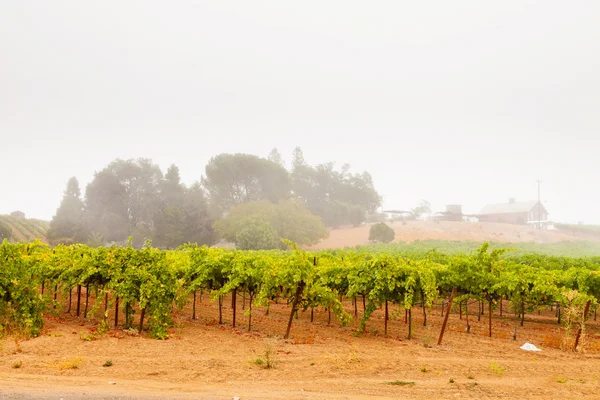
xmin=48 ymin=177 xmax=87 ymax=244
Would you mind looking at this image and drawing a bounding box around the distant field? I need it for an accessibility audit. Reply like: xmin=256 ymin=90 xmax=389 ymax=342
xmin=352 ymin=239 xmax=600 ymax=258
xmin=555 ymin=223 xmax=600 ymax=237
xmin=0 ymin=215 xmax=49 ymax=242
xmin=308 ymin=220 xmax=600 ymax=257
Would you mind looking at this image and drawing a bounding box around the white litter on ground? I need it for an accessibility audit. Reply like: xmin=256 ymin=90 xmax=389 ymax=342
xmin=520 ymin=343 xmax=542 ymax=352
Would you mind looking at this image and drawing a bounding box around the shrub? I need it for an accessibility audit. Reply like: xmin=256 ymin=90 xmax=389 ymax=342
xmin=369 ymin=222 xmax=395 ymax=243
xmin=235 ymin=217 xmax=279 ymax=250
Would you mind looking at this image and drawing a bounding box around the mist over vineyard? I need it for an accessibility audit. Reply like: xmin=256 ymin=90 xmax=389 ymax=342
xmin=41 ymin=148 xmax=380 ymax=250
xmin=2 ymin=2 xmax=600 ymax=399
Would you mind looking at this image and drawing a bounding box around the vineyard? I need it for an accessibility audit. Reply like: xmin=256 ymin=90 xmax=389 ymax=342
xmin=2 ymin=238 xmax=600 ymax=352
xmin=0 ymin=215 xmax=49 ymax=243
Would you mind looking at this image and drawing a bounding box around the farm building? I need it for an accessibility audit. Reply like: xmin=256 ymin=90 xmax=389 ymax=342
xmin=433 ymin=204 xmax=465 ymax=222
xmin=10 ymin=210 xmax=25 ymax=218
xmin=478 ymin=199 xmax=548 ymax=225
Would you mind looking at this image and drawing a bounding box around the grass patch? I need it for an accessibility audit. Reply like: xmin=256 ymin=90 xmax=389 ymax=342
xmin=488 ymin=361 xmax=505 ymax=377
xmin=386 ymin=380 xmax=415 ymax=386
xmin=420 ymin=366 xmax=429 ymax=373
xmin=12 ymin=360 xmax=23 ymax=369
xmin=449 ymin=377 xmax=455 ymax=383
xmin=556 ymin=376 xmax=568 ymax=383
xmin=58 ymin=357 xmax=83 ymax=370
xmin=103 ymin=360 xmax=113 ymax=367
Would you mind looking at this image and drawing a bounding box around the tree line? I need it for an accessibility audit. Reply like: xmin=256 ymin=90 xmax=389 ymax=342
xmin=47 ymin=148 xmax=381 ymax=249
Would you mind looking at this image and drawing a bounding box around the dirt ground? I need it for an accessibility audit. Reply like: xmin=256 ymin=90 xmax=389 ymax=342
xmin=307 ymin=221 xmax=600 ymax=250
xmin=2 ymin=293 xmax=600 ymax=399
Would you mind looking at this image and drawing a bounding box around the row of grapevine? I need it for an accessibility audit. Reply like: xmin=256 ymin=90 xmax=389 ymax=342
xmin=1 ymin=239 xmax=599 ymax=342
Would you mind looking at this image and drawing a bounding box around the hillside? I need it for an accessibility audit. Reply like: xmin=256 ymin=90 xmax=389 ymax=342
xmin=308 ymin=220 xmax=600 ymax=250
xmin=0 ymin=215 xmax=49 ymax=242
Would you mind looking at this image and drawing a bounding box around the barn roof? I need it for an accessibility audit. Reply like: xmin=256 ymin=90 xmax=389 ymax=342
xmin=479 ymin=200 xmax=542 ymax=215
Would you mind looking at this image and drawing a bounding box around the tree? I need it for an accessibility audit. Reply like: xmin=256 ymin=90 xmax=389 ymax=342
xmin=213 ymin=200 xmax=328 ymax=249
xmin=47 ymin=177 xmax=87 ymax=244
xmin=348 ymin=204 xmax=366 ymax=227
xmin=289 ymin=147 xmax=380 ymax=226
xmin=411 ymin=200 xmax=432 ymax=219
xmin=153 ymin=165 xmax=186 ymax=249
xmin=85 ymin=158 xmax=163 ymax=246
xmin=85 ymin=169 xmax=130 ymax=243
xmin=369 ymin=222 xmax=395 ymax=243
xmin=0 ymin=221 xmax=12 ymax=241
xmin=235 ymin=217 xmax=279 ymax=250
xmin=268 ymin=148 xmax=285 ymax=167
xmin=203 ymin=153 xmax=291 ymax=214
xmin=182 ymin=182 xmax=213 ymax=246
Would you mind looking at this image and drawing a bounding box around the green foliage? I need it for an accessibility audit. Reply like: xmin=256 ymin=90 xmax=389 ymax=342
xmin=214 ymin=200 xmax=328 ymax=248
xmin=4 ymin=238 xmax=600 ymax=346
xmin=369 ymin=223 xmax=395 ymax=243
xmin=235 ymin=217 xmax=279 ymax=250
xmin=0 ymin=221 xmax=12 ymax=241
xmin=0 ymin=240 xmax=47 ymax=337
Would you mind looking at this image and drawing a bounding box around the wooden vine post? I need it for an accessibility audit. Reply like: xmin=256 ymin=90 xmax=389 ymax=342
xmin=76 ymin=285 xmax=82 ymax=317
xmin=232 ymin=288 xmax=237 ymax=328
xmin=384 ymin=300 xmax=389 ymax=336
xmin=573 ymin=300 xmax=592 ymax=351
xmin=284 ymin=280 xmax=305 ymax=339
xmin=437 ymin=287 xmax=456 ymax=345
xmin=192 ymin=290 xmax=197 ymax=320
xmin=488 ymin=297 xmax=493 ymax=337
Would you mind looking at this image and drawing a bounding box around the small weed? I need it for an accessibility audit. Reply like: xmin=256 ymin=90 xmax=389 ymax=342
xmin=124 ymin=328 xmax=140 ymax=337
xmin=467 ymin=374 xmax=475 ymax=380
xmin=449 ymin=377 xmax=455 ymax=383
xmin=348 ymin=346 xmax=360 ymax=363
xmin=58 ymin=357 xmax=82 ymax=370
xmin=577 ymin=378 xmax=586 ymax=384
xmin=386 ymin=380 xmax=415 ymax=386
xmin=466 ymin=382 xmax=479 ymax=390
xmin=422 ymin=335 xmax=432 ymax=348
xmin=488 ymin=361 xmax=505 ymax=377
xmin=420 ymin=366 xmax=429 ymax=373
xmin=556 ymin=376 xmax=568 ymax=383
xmin=253 ymin=344 xmax=276 ymax=369
xmin=310 ymin=362 xmax=315 ymax=366
xmin=12 ymin=360 xmax=23 ymax=369
xmin=103 ymin=360 xmax=113 ymax=367
xmin=79 ymin=332 xmax=96 ymax=342
xmin=14 ymin=338 xmax=22 ymax=353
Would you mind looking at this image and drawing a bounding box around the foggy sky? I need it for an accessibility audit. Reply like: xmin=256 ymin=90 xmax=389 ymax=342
xmin=1 ymin=1 xmax=599 ymax=223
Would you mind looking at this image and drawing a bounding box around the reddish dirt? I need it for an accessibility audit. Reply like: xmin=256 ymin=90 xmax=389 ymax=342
xmin=2 ymin=293 xmax=600 ymax=399
xmin=307 ymin=221 xmax=600 ymax=250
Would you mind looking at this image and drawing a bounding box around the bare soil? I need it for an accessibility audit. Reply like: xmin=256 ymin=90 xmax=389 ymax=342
xmin=307 ymin=221 xmax=600 ymax=250
xmin=2 ymin=293 xmax=600 ymax=399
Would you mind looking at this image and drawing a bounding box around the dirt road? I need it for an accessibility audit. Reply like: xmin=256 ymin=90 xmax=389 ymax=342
xmin=1 ymin=296 xmax=599 ymax=399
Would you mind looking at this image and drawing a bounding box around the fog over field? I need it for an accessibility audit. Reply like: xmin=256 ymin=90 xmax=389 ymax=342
xmin=1 ymin=1 xmax=599 ymax=223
